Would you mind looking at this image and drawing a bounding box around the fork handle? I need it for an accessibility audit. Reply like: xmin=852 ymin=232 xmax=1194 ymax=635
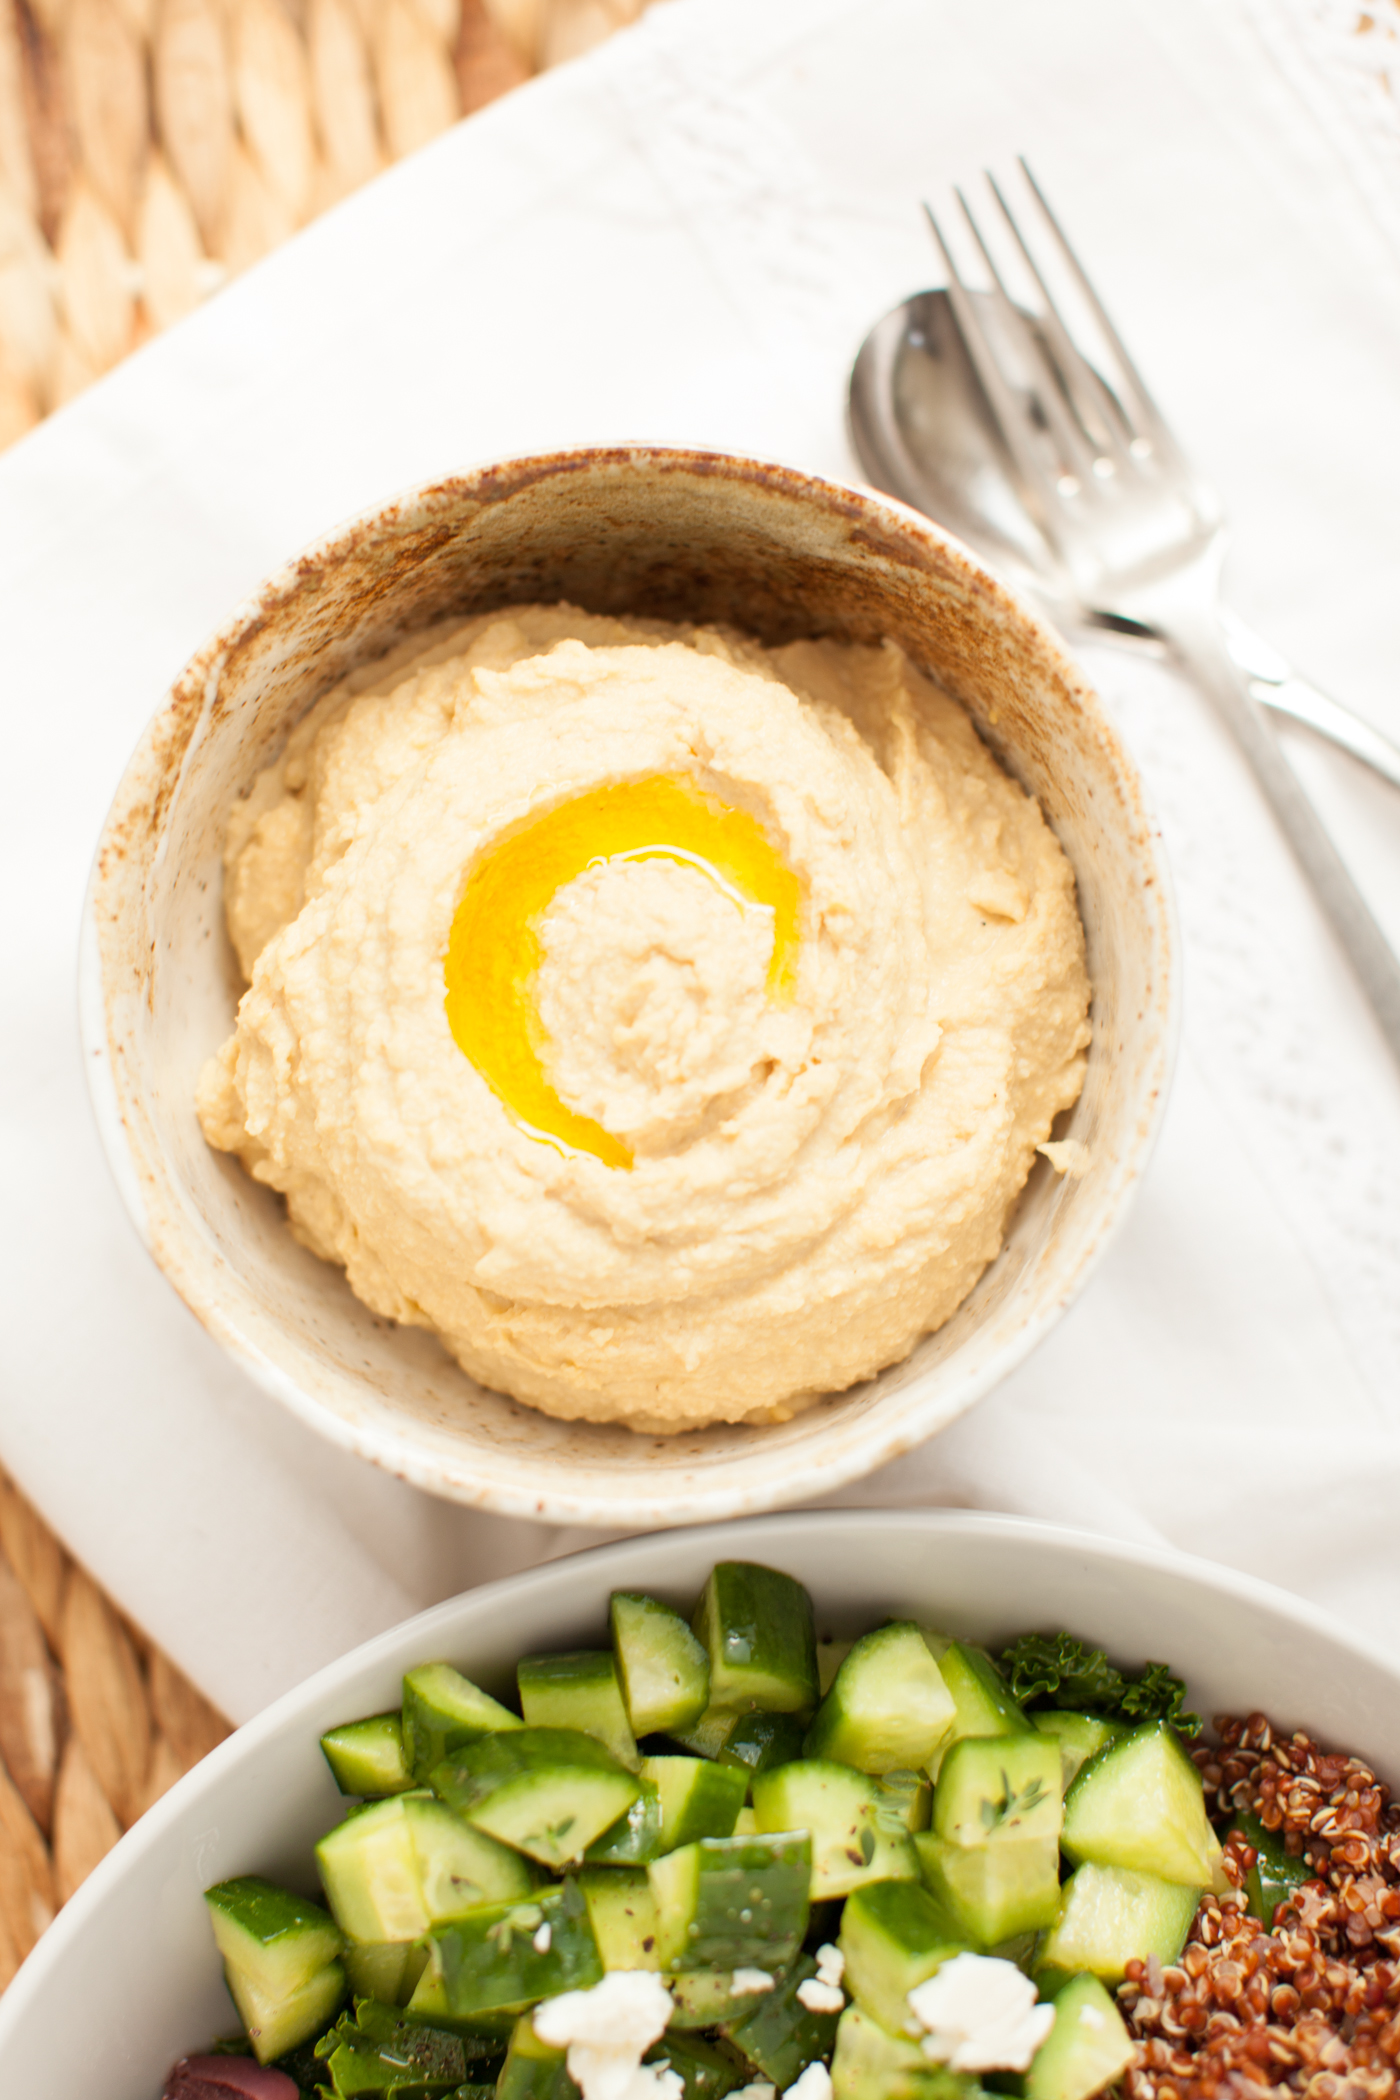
xmin=1117 ymin=570 xmax=1400 ymax=1068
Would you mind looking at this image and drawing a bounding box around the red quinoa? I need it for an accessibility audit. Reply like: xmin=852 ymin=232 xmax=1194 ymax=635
xmin=1118 ymin=1713 xmax=1400 ymax=2100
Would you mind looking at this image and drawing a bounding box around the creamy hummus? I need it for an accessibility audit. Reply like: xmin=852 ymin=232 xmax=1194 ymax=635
xmin=198 ymin=605 xmax=1090 ymax=1433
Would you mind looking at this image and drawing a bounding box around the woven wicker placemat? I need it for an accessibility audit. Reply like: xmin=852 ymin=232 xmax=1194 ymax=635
xmin=0 ymin=0 xmax=651 ymax=447
xmin=0 ymin=1463 xmax=236 ymax=1989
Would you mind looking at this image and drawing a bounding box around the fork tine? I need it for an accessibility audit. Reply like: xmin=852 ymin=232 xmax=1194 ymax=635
xmin=1017 ymin=157 xmax=1186 ymax=471
xmin=984 ymin=171 xmax=1133 ymax=467
xmin=921 ymin=201 xmax=1066 ymax=539
xmin=952 ymin=185 xmax=1099 ymax=489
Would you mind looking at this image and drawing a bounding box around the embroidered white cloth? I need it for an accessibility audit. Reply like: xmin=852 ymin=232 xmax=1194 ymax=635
xmin=1 ymin=0 xmax=1399 ymax=1720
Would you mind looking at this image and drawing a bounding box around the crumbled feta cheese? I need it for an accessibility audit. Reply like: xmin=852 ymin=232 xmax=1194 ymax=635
xmin=533 ymin=1970 xmax=678 ymax=2100
xmin=906 ymin=1952 xmax=1056 ymax=2073
xmin=731 ymin=1967 xmax=777 ymax=1996
xmin=813 ymin=1944 xmax=845 ymax=1989
xmin=731 ymin=2085 xmax=776 ymax=2100
xmin=533 ymin=1921 xmax=552 ymax=1953
xmin=795 ymin=1976 xmax=844 ymax=2014
xmin=782 ymin=2064 xmax=833 ymax=2100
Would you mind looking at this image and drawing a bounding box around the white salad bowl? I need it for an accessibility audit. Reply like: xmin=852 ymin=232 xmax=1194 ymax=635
xmin=3 ymin=1510 xmax=1400 ymax=2100
xmin=81 ymin=446 xmax=1175 ymax=1524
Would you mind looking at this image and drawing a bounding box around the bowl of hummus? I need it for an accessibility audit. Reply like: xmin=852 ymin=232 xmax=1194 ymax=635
xmin=81 ymin=446 xmax=1174 ymax=1522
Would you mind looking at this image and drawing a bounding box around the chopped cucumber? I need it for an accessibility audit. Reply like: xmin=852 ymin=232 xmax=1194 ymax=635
xmin=717 ymin=1710 xmax=807 ymax=1784
xmin=805 ymin=1623 xmax=957 ymax=1775
xmin=611 ymin=1592 xmax=711 ymax=1737
xmin=915 ymin=1830 xmax=1062 ymax=1944
xmin=667 ymin=1968 xmax=770 ymax=2028
xmin=752 ymin=1759 xmax=918 ymax=1899
xmin=320 ymin=1712 xmax=414 ymax=1798
xmin=817 ymin=1639 xmax=855 ymax=1697
xmin=496 ymin=2012 xmax=580 ymax=2100
xmin=341 ymin=1939 xmax=428 ymax=2005
xmin=431 ymin=1727 xmax=641 ymax=1868
xmin=204 ymin=1876 xmax=343 ymax=2004
xmin=645 ymin=1755 xmax=749 ymax=1851
xmin=1229 ymin=1808 xmax=1316 ymax=1928
xmin=839 ymin=1880 xmax=971 ymax=2039
xmin=647 ymin=2030 xmax=746 ymax=2096
xmin=928 ymin=1645 xmax=1028 ymax=1777
xmin=670 ymin=1704 xmax=742 ymax=1760
xmin=1039 ymin=1862 xmax=1202 ymax=1985
xmin=648 ymin=1832 xmax=811 ymax=1972
xmin=518 ymin=1650 xmax=640 ymax=1772
xmin=316 ymin=1792 xmax=533 ymax=1942
xmin=229 ymin=1958 xmax=347 ymax=2065
xmin=578 ymin=1866 xmax=661 ymax=1970
xmin=831 ymin=2002 xmax=969 ymax=2100
xmin=1024 ymin=1972 xmax=1136 ymax=2100
xmin=932 ymin=1734 xmax=1063 ymax=1847
xmin=402 ymin=1664 xmax=522 ymax=1782
xmin=416 ymin=1881 xmax=602 ymax=2018
xmin=692 ymin=1563 xmax=820 ymax=1718
xmin=875 ymin=1771 xmax=932 ymax=1836
xmin=1061 ymin=1722 xmax=1225 ymax=1891
xmin=583 ymin=1778 xmax=664 ymax=1866
xmin=722 ymin=1950 xmax=842 ymax=2087
xmin=1033 ymin=1713 xmax=1130 ymax=1792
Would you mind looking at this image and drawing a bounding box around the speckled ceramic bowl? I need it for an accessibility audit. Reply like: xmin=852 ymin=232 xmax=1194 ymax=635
xmin=1 ymin=1511 xmax=1395 ymax=2100
xmin=80 ymin=446 xmax=1175 ymax=1524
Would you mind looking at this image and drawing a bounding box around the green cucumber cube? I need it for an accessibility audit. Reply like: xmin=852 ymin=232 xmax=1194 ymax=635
xmin=1039 ymin=1862 xmax=1203 ymax=1985
xmin=402 ymin=1664 xmax=522 ymax=1782
xmin=933 ymin=1734 xmax=1063 ymax=1847
xmin=805 ymin=1623 xmax=957 ymax=1775
xmin=406 ymin=1793 xmax=537 ymax=1921
xmin=722 ymin=1950 xmax=842 ymax=2087
xmin=578 ymin=1866 xmax=662 ymax=1971
xmin=611 ymin=1592 xmax=711 ymax=1737
xmin=817 ymin=1639 xmax=854 ymax=1697
xmin=339 ymin=1942 xmax=430 ymax=2008
xmin=496 ymin=2012 xmax=580 ymax=2100
xmin=316 ymin=1796 xmax=429 ymax=1942
xmin=320 ymin=1712 xmax=413 ymax=1798
xmin=752 ymin=1759 xmax=918 ymax=1899
xmin=648 ymin=1832 xmax=811 ymax=1973
xmin=229 ymin=1957 xmax=347 ymax=2065
xmin=717 ymin=1711 xmax=807 ymax=1783
xmin=1061 ymin=1722 xmax=1224 ymax=1891
xmin=839 ymin=1880 xmax=972 ymax=2039
xmin=431 ymin=1726 xmax=641 ymax=1868
xmin=666 ymin=1968 xmax=769 ymax=2028
xmin=204 ymin=1876 xmax=343 ymax=2003
xmin=518 ymin=1650 xmax=640 ymax=1771
xmin=875 ymin=1771 xmax=932 ymax=1835
xmin=831 ymin=2002 xmax=971 ymax=2100
xmin=1024 ymin=1972 xmax=1136 ymax=2100
xmin=647 ymin=2030 xmax=746 ymax=2096
xmin=1032 ymin=1712 xmax=1130 ymax=1792
xmin=644 ymin=1755 xmax=748 ymax=1851
xmin=915 ymin=1831 xmax=1062 ymax=1944
xmin=929 ymin=1645 xmax=1028 ymax=1776
xmin=583 ymin=1778 xmax=664 ymax=1865
xmin=417 ymin=1880 xmax=602 ymax=2018
xmin=669 ymin=1704 xmax=741 ymax=1760
xmin=692 ymin=1564 xmax=819 ymax=1717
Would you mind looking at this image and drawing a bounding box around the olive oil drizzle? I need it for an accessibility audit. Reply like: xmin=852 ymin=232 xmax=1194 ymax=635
xmin=444 ymin=774 xmax=801 ymax=1169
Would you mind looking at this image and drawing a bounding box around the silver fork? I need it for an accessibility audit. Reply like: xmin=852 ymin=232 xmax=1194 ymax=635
xmin=925 ymin=163 xmax=1400 ymax=1066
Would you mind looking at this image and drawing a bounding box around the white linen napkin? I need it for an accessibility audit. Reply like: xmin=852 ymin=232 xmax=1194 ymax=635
xmin=2 ymin=0 xmax=1398 ymax=1721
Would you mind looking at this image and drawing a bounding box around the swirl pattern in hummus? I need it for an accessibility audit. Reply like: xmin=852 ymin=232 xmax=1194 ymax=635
xmin=198 ymin=605 xmax=1091 ymax=1434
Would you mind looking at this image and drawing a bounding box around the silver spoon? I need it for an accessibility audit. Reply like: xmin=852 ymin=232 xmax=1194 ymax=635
xmin=848 ymin=288 xmax=1400 ymax=792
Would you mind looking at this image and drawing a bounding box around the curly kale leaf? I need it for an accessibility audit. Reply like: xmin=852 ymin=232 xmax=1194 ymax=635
xmin=1000 ymin=1633 xmax=1202 ymax=1737
xmin=1120 ymin=1660 xmax=1203 ymax=1736
xmin=1000 ymin=1632 xmax=1127 ymax=1712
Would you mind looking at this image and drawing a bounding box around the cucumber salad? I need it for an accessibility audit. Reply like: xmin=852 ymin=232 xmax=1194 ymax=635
xmin=162 ymin=1562 xmax=1293 ymax=2100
